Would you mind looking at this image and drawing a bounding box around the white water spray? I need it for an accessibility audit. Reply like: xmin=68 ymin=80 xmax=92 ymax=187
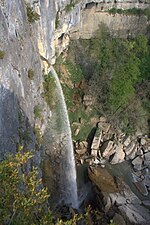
xmin=46 ymin=66 xmax=78 ymax=208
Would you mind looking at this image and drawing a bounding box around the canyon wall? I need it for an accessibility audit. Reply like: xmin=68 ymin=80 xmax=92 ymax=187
xmin=0 ymin=0 xmax=150 ymax=160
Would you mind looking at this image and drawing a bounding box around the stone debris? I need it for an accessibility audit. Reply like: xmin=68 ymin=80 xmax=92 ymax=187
xmin=75 ymin=141 xmax=88 ymax=155
xmin=101 ymin=140 xmax=115 ymax=158
xmin=74 ymin=116 xmax=150 ymax=198
xmin=110 ymin=143 xmax=125 ymax=164
xmin=132 ymin=156 xmax=143 ymax=171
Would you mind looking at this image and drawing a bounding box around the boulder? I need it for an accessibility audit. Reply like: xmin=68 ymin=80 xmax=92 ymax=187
xmin=134 ymin=181 xmax=148 ymax=196
xmin=98 ymin=121 xmax=110 ymax=134
xmin=124 ymin=141 xmax=136 ymax=156
xmin=83 ymin=94 xmax=94 ymax=106
xmin=101 ymin=140 xmax=115 ymax=159
xmin=144 ymin=152 xmax=150 ymax=161
xmin=141 ymin=138 xmax=147 ymax=146
xmin=110 ymin=143 xmax=125 ymax=164
xmin=132 ymin=156 xmax=143 ymax=171
xmin=142 ymin=200 xmax=150 ymax=209
xmin=123 ymin=136 xmax=131 ymax=147
xmin=91 ymin=129 xmax=102 ymax=155
xmin=88 ymin=166 xmax=120 ymax=193
xmin=126 ymin=145 xmax=138 ymax=160
xmin=75 ymin=141 xmax=88 ymax=155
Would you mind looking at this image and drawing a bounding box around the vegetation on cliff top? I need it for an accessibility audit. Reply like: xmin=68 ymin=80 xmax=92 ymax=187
xmin=108 ymin=7 xmax=150 ymax=20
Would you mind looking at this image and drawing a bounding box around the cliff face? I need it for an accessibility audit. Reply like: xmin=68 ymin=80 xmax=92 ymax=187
xmin=0 ymin=0 xmax=150 ymax=160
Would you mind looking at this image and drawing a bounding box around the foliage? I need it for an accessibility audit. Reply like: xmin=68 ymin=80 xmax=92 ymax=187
xmin=34 ymin=105 xmax=42 ymax=119
xmin=108 ymin=7 xmax=150 ymax=20
xmin=43 ymin=72 xmax=56 ymax=108
xmin=34 ymin=126 xmax=43 ymax=144
xmin=55 ymin=12 xmax=59 ymax=29
xmin=57 ymin=24 xmax=150 ymax=135
xmin=28 ymin=68 xmax=34 ymax=80
xmin=26 ymin=5 xmax=40 ymax=23
xmin=0 ymin=151 xmax=98 ymax=224
xmin=65 ymin=0 xmax=75 ymax=12
xmin=0 ymin=50 xmax=5 ymax=59
xmin=65 ymin=60 xmax=83 ymax=84
xmin=0 ymin=150 xmax=51 ymax=225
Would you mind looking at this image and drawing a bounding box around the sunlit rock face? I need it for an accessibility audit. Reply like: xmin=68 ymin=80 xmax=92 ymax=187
xmin=0 ymin=0 xmax=150 ymax=158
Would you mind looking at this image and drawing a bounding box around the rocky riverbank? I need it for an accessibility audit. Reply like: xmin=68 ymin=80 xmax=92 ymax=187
xmin=74 ymin=117 xmax=150 ymax=224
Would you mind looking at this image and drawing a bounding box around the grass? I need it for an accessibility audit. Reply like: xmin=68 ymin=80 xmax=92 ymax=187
xmin=0 ymin=50 xmax=5 ymax=59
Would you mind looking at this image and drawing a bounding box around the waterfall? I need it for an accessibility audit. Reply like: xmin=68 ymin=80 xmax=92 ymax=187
xmin=45 ymin=66 xmax=78 ymax=208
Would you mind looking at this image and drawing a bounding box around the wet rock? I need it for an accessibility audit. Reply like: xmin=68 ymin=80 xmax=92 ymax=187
xmin=110 ymin=143 xmax=125 ymax=164
xmin=118 ymin=204 xmax=150 ymax=225
xmin=134 ymin=181 xmax=148 ymax=196
xmin=101 ymin=140 xmax=115 ymax=159
xmin=142 ymin=200 xmax=150 ymax=209
xmin=112 ymin=213 xmax=126 ymax=225
xmin=143 ymin=171 xmax=150 ymax=187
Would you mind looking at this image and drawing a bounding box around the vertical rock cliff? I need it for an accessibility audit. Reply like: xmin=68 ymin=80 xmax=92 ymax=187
xmin=0 ymin=0 xmax=150 ymax=159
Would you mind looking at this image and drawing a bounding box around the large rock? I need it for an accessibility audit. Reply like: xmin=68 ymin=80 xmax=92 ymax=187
xmin=101 ymin=140 xmax=115 ymax=159
xmin=110 ymin=143 xmax=125 ymax=164
xmin=144 ymin=152 xmax=150 ymax=161
xmin=98 ymin=120 xmax=110 ymax=134
xmin=119 ymin=204 xmax=150 ymax=225
xmin=88 ymin=165 xmax=150 ymax=224
xmin=112 ymin=213 xmax=126 ymax=225
xmin=132 ymin=156 xmax=143 ymax=171
xmin=88 ymin=166 xmax=121 ymax=193
xmin=124 ymin=141 xmax=136 ymax=156
xmin=75 ymin=141 xmax=88 ymax=155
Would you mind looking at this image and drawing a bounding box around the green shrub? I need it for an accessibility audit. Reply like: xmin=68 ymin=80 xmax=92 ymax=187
xmin=65 ymin=0 xmax=76 ymax=12
xmin=0 ymin=150 xmax=51 ymax=225
xmin=0 ymin=50 xmax=5 ymax=59
xmin=0 ymin=151 xmax=94 ymax=224
xmin=26 ymin=5 xmax=40 ymax=23
xmin=108 ymin=7 xmax=150 ymax=20
xmin=43 ymin=73 xmax=56 ymax=108
xmin=34 ymin=105 xmax=42 ymax=119
xmin=28 ymin=68 xmax=34 ymax=80
xmin=34 ymin=126 xmax=43 ymax=144
xmin=55 ymin=12 xmax=59 ymax=29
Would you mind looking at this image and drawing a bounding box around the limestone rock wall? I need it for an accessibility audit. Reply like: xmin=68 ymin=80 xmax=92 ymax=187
xmin=0 ymin=0 xmax=150 ymax=160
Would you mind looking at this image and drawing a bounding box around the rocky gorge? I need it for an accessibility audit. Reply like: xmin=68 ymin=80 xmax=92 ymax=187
xmin=0 ymin=0 xmax=150 ymax=224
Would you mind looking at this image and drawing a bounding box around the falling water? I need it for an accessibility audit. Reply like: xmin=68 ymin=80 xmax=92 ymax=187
xmin=44 ymin=66 xmax=78 ymax=208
